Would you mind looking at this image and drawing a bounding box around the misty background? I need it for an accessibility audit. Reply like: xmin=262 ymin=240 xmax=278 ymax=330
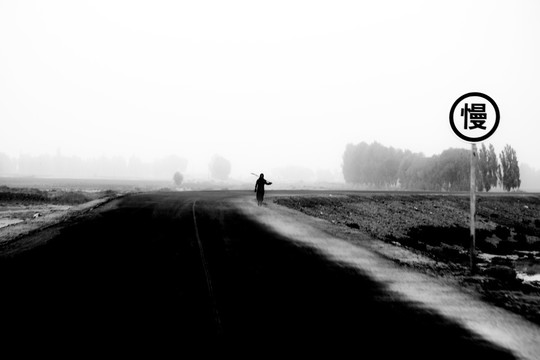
xmin=1 ymin=1 xmax=540 ymax=189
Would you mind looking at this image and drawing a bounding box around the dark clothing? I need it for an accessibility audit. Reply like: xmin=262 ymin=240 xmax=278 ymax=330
xmin=255 ymin=178 xmax=269 ymax=196
xmin=255 ymin=178 xmax=270 ymax=204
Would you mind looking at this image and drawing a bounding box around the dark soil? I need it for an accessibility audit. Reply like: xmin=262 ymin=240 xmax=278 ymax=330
xmin=274 ymin=193 xmax=540 ymax=326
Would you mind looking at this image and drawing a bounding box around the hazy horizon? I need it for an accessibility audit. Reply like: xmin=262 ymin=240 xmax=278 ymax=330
xmin=2 ymin=142 xmax=540 ymax=192
xmin=2 ymin=1 xmax=539 ymax=184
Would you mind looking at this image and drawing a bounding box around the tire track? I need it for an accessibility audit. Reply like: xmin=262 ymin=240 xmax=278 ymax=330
xmin=192 ymin=199 xmax=223 ymax=336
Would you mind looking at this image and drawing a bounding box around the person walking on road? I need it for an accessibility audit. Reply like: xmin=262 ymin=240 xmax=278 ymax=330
xmin=254 ymin=173 xmax=272 ymax=206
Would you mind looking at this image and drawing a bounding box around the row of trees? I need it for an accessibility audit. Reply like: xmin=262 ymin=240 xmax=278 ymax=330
xmin=342 ymin=142 xmax=521 ymax=191
xmin=0 ymin=152 xmax=235 ymax=182
xmin=173 ymin=154 xmax=232 ymax=186
xmin=0 ymin=153 xmax=188 ymax=180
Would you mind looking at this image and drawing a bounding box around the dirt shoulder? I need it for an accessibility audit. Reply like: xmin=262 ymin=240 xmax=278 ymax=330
xmin=0 ymin=190 xmax=123 ymax=256
xmin=272 ymin=192 xmax=540 ymax=326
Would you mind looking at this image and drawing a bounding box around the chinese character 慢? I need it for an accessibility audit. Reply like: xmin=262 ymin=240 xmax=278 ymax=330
xmin=461 ymin=103 xmax=487 ymax=130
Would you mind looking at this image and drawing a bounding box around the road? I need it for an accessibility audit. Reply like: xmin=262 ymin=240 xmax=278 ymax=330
xmin=0 ymin=191 xmax=521 ymax=357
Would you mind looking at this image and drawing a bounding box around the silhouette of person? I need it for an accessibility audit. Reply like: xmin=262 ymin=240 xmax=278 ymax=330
xmin=254 ymin=173 xmax=272 ymax=206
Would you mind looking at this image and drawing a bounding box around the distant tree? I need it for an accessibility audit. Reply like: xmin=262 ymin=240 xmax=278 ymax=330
xmin=477 ymin=143 xmax=498 ymax=192
xmin=342 ymin=144 xmax=355 ymax=183
xmin=342 ymin=142 xmax=367 ymax=184
xmin=342 ymin=142 xmax=403 ymax=188
xmin=477 ymin=145 xmax=487 ymax=192
xmin=173 ymin=172 xmax=184 ymax=187
xmin=498 ymin=144 xmax=521 ymax=191
xmin=209 ymin=155 xmax=231 ymax=180
xmin=486 ymin=144 xmax=499 ymax=191
xmin=519 ymin=163 xmax=540 ymax=191
xmin=153 ymin=155 xmax=188 ymax=180
xmin=397 ymin=152 xmax=436 ymax=190
xmin=0 ymin=153 xmax=16 ymax=175
xmin=431 ymin=148 xmax=470 ymax=191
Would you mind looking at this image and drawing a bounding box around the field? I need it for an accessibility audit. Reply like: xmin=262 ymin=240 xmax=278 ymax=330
xmin=0 ymin=182 xmax=121 ymax=250
xmin=274 ymin=192 xmax=540 ymax=325
xmin=0 ymin=177 xmax=172 ymax=192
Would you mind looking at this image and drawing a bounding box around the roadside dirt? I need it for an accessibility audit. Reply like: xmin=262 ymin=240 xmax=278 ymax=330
xmin=273 ymin=193 xmax=540 ymax=326
xmin=0 ymin=195 xmax=121 ymax=255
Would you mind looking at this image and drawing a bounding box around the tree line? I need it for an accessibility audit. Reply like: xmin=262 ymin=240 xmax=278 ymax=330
xmin=0 ymin=153 xmax=188 ymax=180
xmin=342 ymin=142 xmax=521 ymax=191
xmin=0 ymin=152 xmax=235 ymax=182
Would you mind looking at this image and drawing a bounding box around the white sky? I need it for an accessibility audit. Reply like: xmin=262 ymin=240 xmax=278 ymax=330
xmin=1 ymin=0 xmax=539 ymax=180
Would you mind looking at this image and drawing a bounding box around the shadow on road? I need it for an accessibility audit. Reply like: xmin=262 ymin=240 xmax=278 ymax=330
xmin=195 ymin=197 xmax=517 ymax=358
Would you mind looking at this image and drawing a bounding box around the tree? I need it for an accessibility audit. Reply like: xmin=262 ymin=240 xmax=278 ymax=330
xmin=498 ymin=144 xmax=521 ymax=191
xmin=342 ymin=142 xmax=403 ymax=188
xmin=477 ymin=143 xmax=498 ymax=192
xmin=486 ymin=144 xmax=499 ymax=191
xmin=477 ymin=144 xmax=487 ymax=192
xmin=173 ymin=172 xmax=184 ymax=187
xmin=0 ymin=153 xmax=16 ymax=175
xmin=209 ymin=155 xmax=231 ymax=180
xmin=397 ymin=152 xmax=435 ymax=190
xmin=153 ymin=155 xmax=188 ymax=180
xmin=342 ymin=142 xmax=369 ymax=184
xmin=431 ymin=148 xmax=470 ymax=191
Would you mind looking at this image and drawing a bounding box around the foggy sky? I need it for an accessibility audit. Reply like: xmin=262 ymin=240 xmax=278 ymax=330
xmin=1 ymin=1 xmax=539 ymax=181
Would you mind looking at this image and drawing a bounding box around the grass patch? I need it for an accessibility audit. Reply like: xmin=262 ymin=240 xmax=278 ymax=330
xmin=0 ymin=186 xmax=112 ymax=205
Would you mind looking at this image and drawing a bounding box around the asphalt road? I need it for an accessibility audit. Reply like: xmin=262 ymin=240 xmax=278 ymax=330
xmin=0 ymin=191 xmax=519 ymax=358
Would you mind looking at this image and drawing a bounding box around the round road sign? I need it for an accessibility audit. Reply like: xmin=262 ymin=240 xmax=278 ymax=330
xmin=449 ymin=92 xmax=500 ymax=143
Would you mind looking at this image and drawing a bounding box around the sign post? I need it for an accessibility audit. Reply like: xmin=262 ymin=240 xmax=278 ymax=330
xmin=470 ymin=143 xmax=477 ymax=273
xmin=450 ymin=92 xmax=500 ymax=274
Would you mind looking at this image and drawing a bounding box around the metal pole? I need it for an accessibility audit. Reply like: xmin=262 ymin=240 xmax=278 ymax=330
xmin=470 ymin=143 xmax=477 ymax=273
